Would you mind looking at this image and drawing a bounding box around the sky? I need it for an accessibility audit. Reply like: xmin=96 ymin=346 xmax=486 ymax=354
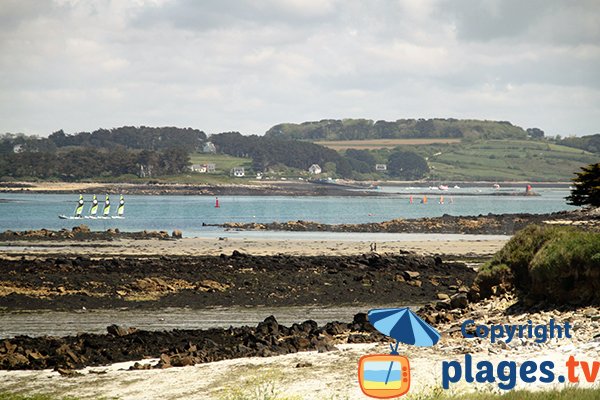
xmin=1 ymin=0 xmax=599 ymax=137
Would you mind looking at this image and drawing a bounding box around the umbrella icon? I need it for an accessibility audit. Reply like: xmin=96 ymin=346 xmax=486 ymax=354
xmin=368 ymin=307 xmax=440 ymax=385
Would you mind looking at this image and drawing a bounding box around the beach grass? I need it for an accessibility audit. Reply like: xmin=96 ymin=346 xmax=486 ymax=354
xmin=0 ymin=393 xmax=81 ymax=400
xmin=441 ymin=387 xmax=600 ymax=400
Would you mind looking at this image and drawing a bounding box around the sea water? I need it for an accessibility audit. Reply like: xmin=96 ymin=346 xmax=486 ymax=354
xmin=0 ymin=188 xmax=574 ymax=236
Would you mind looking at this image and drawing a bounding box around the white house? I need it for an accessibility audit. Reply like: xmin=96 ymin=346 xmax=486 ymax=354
xmin=190 ymin=163 xmax=216 ymax=173
xmin=190 ymin=164 xmax=207 ymax=173
xmin=375 ymin=164 xmax=387 ymax=171
xmin=232 ymin=167 xmax=245 ymax=177
xmin=202 ymin=142 xmax=216 ymax=153
xmin=308 ymin=164 xmax=322 ymax=174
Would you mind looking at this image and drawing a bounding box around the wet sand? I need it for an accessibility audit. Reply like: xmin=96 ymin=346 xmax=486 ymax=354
xmin=0 ymin=236 xmax=508 ymax=258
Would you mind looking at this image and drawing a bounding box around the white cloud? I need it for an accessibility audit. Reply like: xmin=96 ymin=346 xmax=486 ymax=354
xmin=0 ymin=0 xmax=598 ymax=137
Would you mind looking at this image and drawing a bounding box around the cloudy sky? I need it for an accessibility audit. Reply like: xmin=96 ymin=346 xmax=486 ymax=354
xmin=1 ymin=0 xmax=599 ymax=137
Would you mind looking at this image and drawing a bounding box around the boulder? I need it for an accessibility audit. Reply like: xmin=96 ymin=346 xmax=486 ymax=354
xmin=403 ymin=271 xmax=420 ymax=280
xmin=450 ymin=293 xmax=469 ymax=309
xmin=72 ymin=225 xmax=90 ymax=234
xmin=106 ymin=324 xmax=136 ymax=337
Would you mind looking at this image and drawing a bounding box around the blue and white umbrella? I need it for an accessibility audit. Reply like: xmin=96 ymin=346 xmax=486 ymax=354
xmin=368 ymin=307 xmax=440 ymax=348
xmin=367 ymin=307 xmax=441 ymax=385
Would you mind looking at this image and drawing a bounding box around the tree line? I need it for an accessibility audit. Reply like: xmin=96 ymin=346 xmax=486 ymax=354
xmin=0 ymin=147 xmax=190 ymax=180
xmin=1 ymin=126 xmax=206 ymax=154
xmin=1 ymin=126 xmax=431 ymax=181
xmin=265 ymin=118 xmax=530 ymax=141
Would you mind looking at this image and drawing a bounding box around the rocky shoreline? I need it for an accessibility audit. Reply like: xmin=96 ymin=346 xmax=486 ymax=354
xmin=0 ymin=181 xmax=382 ymax=197
xmin=0 ymin=252 xmax=475 ymax=310
xmin=211 ymin=208 xmax=600 ymax=235
xmin=0 ymin=225 xmax=179 ymax=242
xmin=0 ymin=314 xmax=383 ymax=372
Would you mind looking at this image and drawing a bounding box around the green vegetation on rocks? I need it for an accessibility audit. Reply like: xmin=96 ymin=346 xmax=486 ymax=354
xmin=475 ymin=225 xmax=600 ymax=304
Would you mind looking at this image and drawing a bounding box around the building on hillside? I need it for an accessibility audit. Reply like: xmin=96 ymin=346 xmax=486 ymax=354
xmin=190 ymin=164 xmax=207 ymax=173
xmin=232 ymin=167 xmax=245 ymax=177
xmin=375 ymin=164 xmax=387 ymax=171
xmin=190 ymin=163 xmax=216 ymax=173
xmin=308 ymin=164 xmax=322 ymax=174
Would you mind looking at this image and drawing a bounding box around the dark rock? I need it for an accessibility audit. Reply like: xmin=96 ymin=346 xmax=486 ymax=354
xmin=450 ymin=293 xmax=469 ymax=309
xmin=107 ymin=324 xmax=136 ymax=337
xmin=296 ymin=362 xmax=312 ymax=368
xmin=256 ymin=316 xmax=279 ymax=336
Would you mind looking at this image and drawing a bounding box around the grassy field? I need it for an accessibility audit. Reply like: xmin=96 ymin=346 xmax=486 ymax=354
xmin=315 ymin=138 xmax=462 ymax=150
xmin=189 ymin=153 xmax=253 ymax=173
xmin=425 ymin=139 xmax=598 ymax=181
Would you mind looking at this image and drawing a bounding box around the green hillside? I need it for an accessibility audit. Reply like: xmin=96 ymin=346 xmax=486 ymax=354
xmin=398 ymin=139 xmax=598 ymax=181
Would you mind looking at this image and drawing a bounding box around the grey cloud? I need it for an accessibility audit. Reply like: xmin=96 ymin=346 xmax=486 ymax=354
xmin=439 ymin=0 xmax=600 ymax=45
xmin=0 ymin=0 xmax=598 ymax=137
xmin=133 ymin=0 xmax=341 ymax=32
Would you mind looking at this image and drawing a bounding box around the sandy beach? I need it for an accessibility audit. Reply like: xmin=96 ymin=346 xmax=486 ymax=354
xmin=0 ymin=236 xmax=507 ymax=258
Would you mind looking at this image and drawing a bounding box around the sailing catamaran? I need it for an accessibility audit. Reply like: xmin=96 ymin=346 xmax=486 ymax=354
xmin=59 ymin=194 xmax=125 ymax=219
xmin=87 ymin=194 xmax=99 ymax=218
xmin=100 ymin=194 xmax=111 ymax=219
xmin=59 ymin=194 xmax=85 ymax=219
xmin=114 ymin=194 xmax=125 ymax=219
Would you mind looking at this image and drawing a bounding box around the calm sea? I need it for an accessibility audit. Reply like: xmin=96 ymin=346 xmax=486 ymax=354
xmin=0 ymin=187 xmax=574 ymax=237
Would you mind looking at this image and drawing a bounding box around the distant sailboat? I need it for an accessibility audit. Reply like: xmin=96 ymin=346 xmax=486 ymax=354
xmin=88 ymin=194 xmax=99 ymax=218
xmin=100 ymin=194 xmax=111 ymax=219
xmin=75 ymin=194 xmax=84 ymax=217
xmin=59 ymin=194 xmax=85 ymax=219
xmin=113 ymin=194 xmax=125 ymax=218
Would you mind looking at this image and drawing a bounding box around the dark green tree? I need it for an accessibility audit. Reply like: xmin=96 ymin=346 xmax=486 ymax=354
xmin=567 ymin=163 xmax=600 ymax=207
xmin=345 ymin=149 xmax=376 ymax=166
xmin=387 ymin=151 xmax=429 ymax=179
xmin=526 ymin=128 xmax=545 ymax=138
